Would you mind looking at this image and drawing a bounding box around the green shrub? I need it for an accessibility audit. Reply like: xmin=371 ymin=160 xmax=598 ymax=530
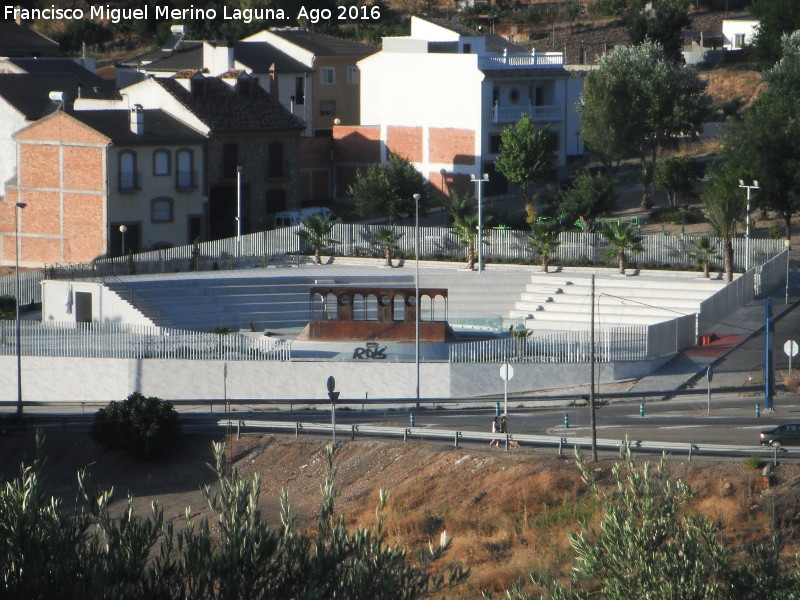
xmin=0 ymin=294 xmax=15 ymax=319
xmin=90 ymin=392 xmax=182 ymax=459
xmin=743 ymin=455 xmax=762 ymax=470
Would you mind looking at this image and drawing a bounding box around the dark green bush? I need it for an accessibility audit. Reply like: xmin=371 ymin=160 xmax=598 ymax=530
xmin=90 ymin=392 xmax=181 ymax=459
xmin=649 ymin=207 xmax=705 ymax=225
xmin=0 ymin=295 xmax=15 ymax=319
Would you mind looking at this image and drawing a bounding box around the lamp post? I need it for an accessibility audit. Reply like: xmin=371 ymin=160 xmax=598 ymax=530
xmin=14 ymin=201 xmax=26 ymax=423
xmin=119 ymin=224 xmax=127 ymax=256
xmin=739 ymin=179 xmax=759 ymax=272
xmin=236 ymin=165 xmax=243 ymax=258
xmin=786 ymin=238 xmax=792 ymax=304
xmin=413 ymin=193 xmax=421 ymax=409
xmin=470 ymin=173 xmax=489 ymax=273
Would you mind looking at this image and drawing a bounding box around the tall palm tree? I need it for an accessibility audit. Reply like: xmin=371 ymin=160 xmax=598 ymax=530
xmin=690 ymin=236 xmax=719 ymax=278
xmin=295 ymin=213 xmax=338 ymax=264
xmin=444 ymin=189 xmax=476 ymax=225
xmin=703 ymin=168 xmax=745 ymax=283
xmin=373 ymin=227 xmax=404 ymax=267
xmin=602 ymin=222 xmax=643 ymax=274
xmin=528 ymin=221 xmax=561 ymax=273
xmin=452 ymin=214 xmax=489 ymax=270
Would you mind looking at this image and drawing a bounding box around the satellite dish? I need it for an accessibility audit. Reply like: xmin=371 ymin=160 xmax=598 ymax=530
xmin=326 ymin=376 xmax=336 ymax=393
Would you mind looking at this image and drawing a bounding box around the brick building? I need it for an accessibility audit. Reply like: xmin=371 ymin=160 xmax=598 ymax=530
xmin=0 ymin=108 xmax=206 ymax=267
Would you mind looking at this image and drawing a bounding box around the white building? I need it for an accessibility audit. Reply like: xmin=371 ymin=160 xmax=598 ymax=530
xmin=352 ymin=16 xmax=584 ymax=196
xmin=722 ymin=18 xmax=759 ymax=50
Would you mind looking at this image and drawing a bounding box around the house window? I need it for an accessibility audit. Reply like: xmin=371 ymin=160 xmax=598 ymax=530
xmin=119 ymin=150 xmax=137 ymax=191
xmin=268 ymin=142 xmax=284 ymax=178
xmin=320 ymin=100 xmax=336 ymax=116
xmin=320 ymin=67 xmax=335 ymax=85
xmin=153 ymin=149 xmax=170 ymax=176
xmin=294 ymin=76 xmax=305 ymax=105
xmin=222 ymin=143 xmax=238 ymax=179
xmin=151 ymin=197 xmax=174 ymax=223
xmin=463 ymin=43 xmax=471 ymax=54
xmin=734 ymin=33 xmax=745 ymax=48
xmin=347 ymin=66 xmax=359 ymax=85
xmin=176 ymin=149 xmax=195 ymax=189
xmin=546 ymin=131 xmax=559 ymax=153
xmin=489 ymin=134 xmax=502 ymax=154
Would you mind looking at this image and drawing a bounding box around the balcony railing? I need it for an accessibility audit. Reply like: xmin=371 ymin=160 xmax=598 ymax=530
xmin=176 ymin=169 xmax=197 ymax=190
xmin=118 ymin=171 xmax=140 ymax=192
xmin=489 ymin=103 xmax=563 ymax=124
xmin=479 ymin=53 xmax=564 ymax=70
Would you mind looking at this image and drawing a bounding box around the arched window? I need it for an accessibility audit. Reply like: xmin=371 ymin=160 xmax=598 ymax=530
xmin=176 ymin=149 xmax=194 ymax=189
xmin=118 ymin=150 xmax=137 ymax=190
xmin=267 ymin=142 xmax=283 ymax=178
xmin=153 ymin=149 xmax=170 ymax=176
xmin=222 ymin=143 xmax=238 ymax=179
xmin=151 ymin=197 xmax=174 ymax=223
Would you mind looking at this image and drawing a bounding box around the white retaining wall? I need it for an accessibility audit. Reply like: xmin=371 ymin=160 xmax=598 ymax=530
xmin=0 ymin=354 xmax=672 ymax=403
xmin=41 ymin=280 xmax=151 ymax=325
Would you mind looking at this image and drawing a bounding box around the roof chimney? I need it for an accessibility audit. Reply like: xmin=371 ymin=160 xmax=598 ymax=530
xmin=130 ymin=104 xmax=144 ymax=135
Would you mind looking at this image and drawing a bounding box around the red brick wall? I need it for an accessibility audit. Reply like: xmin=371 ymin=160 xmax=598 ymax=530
xmin=23 ymin=235 xmax=62 ymax=264
xmin=24 ymin=190 xmax=60 ymax=235
xmin=386 ymin=126 xmax=422 ymax=163
xmin=15 ymin=112 xmax=108 ymax=145
xmin=64 ymin=192 xmax=106 ymax=262
xmin=333 ymin=125 xmax=380 ymax=163
xmin=64 ymin=146 xmax=104 ymax=191
xmin=20 ymin=145 xmax=59 ymax=188
xmin=429 ymin=127 xmax=475 ymax=166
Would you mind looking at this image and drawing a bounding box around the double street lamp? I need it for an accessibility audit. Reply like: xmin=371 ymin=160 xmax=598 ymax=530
xmin=413 ymin=193 xmax=421 ymax=408
xmin=739 ymin=179 xmax=758 ymax=272
xmin=470 ymin=173 xmax=489 ymax=273
xmin=14 ymin=201 xmax=26 ymax=423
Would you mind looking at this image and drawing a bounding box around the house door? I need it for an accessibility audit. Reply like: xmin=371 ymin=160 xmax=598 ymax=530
xmin=75 ymin=292 xmax=92 ymax=323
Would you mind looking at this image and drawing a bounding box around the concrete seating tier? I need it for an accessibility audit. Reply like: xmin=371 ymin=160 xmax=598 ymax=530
xmin=510 ymin=270 xmax=727 ymax=332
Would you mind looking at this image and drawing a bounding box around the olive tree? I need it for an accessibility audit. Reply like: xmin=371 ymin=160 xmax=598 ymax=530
xmin=495 ymin=115 xmax=555 ymax=205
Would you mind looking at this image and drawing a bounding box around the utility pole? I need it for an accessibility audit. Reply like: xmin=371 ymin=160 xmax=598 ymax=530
xmin=590 ymin=274 xmax=597 ymax=462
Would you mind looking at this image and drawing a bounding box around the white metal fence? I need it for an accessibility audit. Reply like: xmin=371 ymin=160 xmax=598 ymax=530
xmin=0 ymin=321 xmax=292 ymax=361
xmin=0 ymin=226 xmax=784 ymax=305
xmin=449 ymin=327 xmax=648 ymax=363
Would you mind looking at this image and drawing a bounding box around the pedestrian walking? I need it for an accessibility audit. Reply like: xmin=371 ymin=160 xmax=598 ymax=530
xmin=500 ymin=415 xmax=507 ymax=434
xmin=489 ymin=416 xmax=500 ymax=447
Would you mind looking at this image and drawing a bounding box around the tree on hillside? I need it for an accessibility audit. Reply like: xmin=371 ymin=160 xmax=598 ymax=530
xmin=577 ymin=41 xmax=709 ymax=207
xmin=625 ymin=0 xmax=692 ymax=63
xmin=1 ymin=434 xmax=470 ymax=599
xmin=602 ymin=222 xmax=643 ymax=274
xmin=295 ymin=213 xmax=339 ymax=264
xmin=750 ymin=0 xmax=800 ymax=69
xmin=495 ymin=115 xmax=555 ymax=205
xmin=703 ymin=165 xmax=745 ymax=283
xmin=349 ymin=154 xmax=430 ymax=225
xmin=654 ymin=156 xmax=704 ymax=210
xmin=556 ymin=172 xmax=618 ymax=233
xmin=524 ymin=443 xmax=793 ymax=600
xmin=722 ymin=31 xmax=800 ymax=240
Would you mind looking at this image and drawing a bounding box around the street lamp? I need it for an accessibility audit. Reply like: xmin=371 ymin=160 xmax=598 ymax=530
xmin=236 ymin=165 xmax=243 ymax=257
xmin=413 ymin=192 xmax=421 ymax=409
xmin=785 ymin=238 xmax=792 ymax=304
xmin=470 ymin=173 xmax=489 ymax=273
xmin=14 ymin=201 xmax=26 ymax=423
xmin=326 ymin=376 xmax=339 ymax=444
xmin=119 ymin=224 xmax=127 ymax=256
xmin=739 ymin=179 xmax=759 ymax=272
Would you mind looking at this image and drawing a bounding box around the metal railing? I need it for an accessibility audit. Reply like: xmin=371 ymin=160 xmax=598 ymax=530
xmin=0 ymin=321 xmax=292 ymax=361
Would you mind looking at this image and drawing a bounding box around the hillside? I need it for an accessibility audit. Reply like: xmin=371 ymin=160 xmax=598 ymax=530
xmin=2 ymin=430 xmax=798 ymax=598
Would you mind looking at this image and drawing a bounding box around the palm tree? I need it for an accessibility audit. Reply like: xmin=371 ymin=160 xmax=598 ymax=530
xmin=444 ymin=189 xmax=476 ymax=224
xmin=452 ymin=214 xmax=489 ymax=270
xmin=528 ymin=221 xmax=561 ymax=273
xmin=295 ymin=213 xmax=338 ymax=264
xmin=603 ymin=222 xmax=643 ymax=274
xmin=690 ymin=236 xmax=719 ymax=278
xmin=373 ymin=227 xmax=404 ymax=267
xmin=703 ymin=168 xmax=745 ymax=283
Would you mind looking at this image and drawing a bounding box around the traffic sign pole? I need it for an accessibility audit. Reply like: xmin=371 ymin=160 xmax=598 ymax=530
xmin=784 ymin=340 xmax=799 ymax=377
xmin=499 ymin=363 xmax=514 ymax=417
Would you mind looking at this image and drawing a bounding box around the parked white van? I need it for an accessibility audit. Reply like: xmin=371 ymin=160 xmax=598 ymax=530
xmin=274 ymin=207 xmax=336 ymax=228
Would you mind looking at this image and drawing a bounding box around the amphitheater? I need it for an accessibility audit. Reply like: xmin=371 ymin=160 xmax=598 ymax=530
xmin=0 ymin=251 xmax=778 ymax=404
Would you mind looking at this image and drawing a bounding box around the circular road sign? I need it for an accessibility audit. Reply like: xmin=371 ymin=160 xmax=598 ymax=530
xmin=499 ymin=364 xmax=514 ymax=382
xmin=785 ymin=340 xmax=799 ymax=358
